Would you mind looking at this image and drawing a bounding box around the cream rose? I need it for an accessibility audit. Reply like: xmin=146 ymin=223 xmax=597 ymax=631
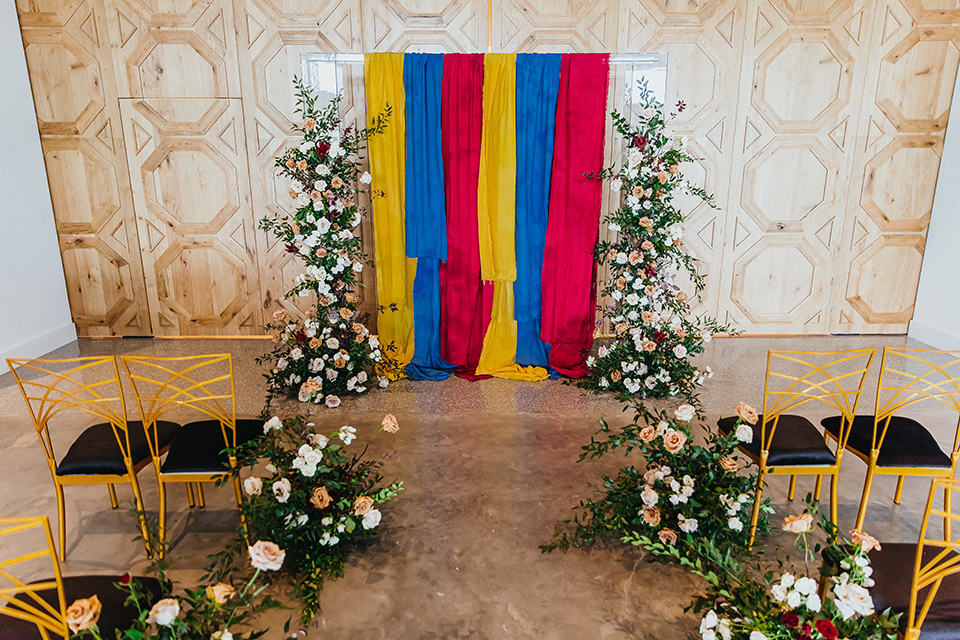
xmin=66 ymin=595 xmax=101 ymax=633
xmin=735 ymin=424 xmax=754 ymax=443
xmin=354 ymin=495 xmax=375 ymax=516
xmin=206 ymin=583 xmax=235 ymax=604
xmin=674 ymin=404 xmax=696 ymax=422
xmin=243 ymin=476 xmax=262 ymax=496
xmin=850 ymin=529 xmax=881 ymax=553
xmin=736 ymin=402 xmax=759 ymax=425
xmin=381 ymin=414 xmax=399 ymax=433
xmin=361 ymin=509 xmax=382 ymax=530
xmin=146 ymin=598 xmax=180 ymax=626
xmin=782 ymin=513 xmax=813 ymax=534
xmin=719 ymin=456 xmax=739 ymax=473
xmin=833 ymin=581 xmax=875 ymax=619
xmin=638 ymin=425 xmax=657 ymax=442
xmin=642 ymin=505 xmax=661 ymax=526
xmin=248 ymin=540 xmax=285 ymax=571
xmin=658 ymin=528 xmax=678 ymax=545
xmin=272 ymin=478 xmax=291 ymax=503
xmin=662 ymin=428 xmax=687 ymax=453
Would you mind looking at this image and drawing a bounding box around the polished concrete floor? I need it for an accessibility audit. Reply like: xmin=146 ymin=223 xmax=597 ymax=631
xmin=0 ymin=334 xmax=952 ymax=638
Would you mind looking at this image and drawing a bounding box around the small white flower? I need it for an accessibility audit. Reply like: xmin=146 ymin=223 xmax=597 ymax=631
xmin=700 ymin=610 xmax=717 ymax=631
xmin=263 ymin=416 xmax=282 ymax=434
xmin=360 ymin=171 xmax=372 ymax=184
xmin=678 ymin=516 xmax=698 ymax=533
xmin=794 ymin=576 xmax=817 ymax=596
xmin=727 ymin=517 xmax=743 ymax=532
xmin=321 ymin=517 xmax=333 ymax=526
xmin=379 ymin=377 xmax=389 ymax=388
xmin=610 ymin=177 xmax=623 ymax=192
xmin=750 ymin=632 xmax=767 ymax=640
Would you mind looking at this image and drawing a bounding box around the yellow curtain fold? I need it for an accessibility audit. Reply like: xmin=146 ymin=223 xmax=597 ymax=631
xmin=475 ymin=54 xmax=548 ymax=381
xmin=365 ymin=53 xmax=416 ymax=375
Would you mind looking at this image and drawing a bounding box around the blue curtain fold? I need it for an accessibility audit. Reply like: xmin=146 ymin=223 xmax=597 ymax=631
xmin=404 ymin=53 xmax=455 ymax=380
xmin=514 ymin=53 xmax=561 ymax=369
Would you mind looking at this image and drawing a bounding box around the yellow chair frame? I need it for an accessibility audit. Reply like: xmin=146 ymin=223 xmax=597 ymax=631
xmin=903 ymin=477 xmax=960 ymax=639
xmin=743 ymin=349 xmax=875 ymax=547
xmin=119 ymin=354 xmax=246 ymax=557
xmin=835 ymin=347 xmax=960 ymax=532
xmin=6 ymin=357 xmax=152 ymax=560
xmin=0 ymin=517 xmax=69 ymax=640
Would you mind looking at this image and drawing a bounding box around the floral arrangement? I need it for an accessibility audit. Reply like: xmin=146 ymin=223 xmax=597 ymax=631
xmin=257 ymin=77 xmax=399 ymax=409
xmin=234 ymin=414 xmax=403 ymax=621
xmin=542 ymin=402 xmax=766 ymax=557
xmin=69 ymin=515 xmax=282 ymax=640
xmin=649 ymin=501 xmax=901 ymax=640
xmin=579 ymin=82 xmax=731 ymax=404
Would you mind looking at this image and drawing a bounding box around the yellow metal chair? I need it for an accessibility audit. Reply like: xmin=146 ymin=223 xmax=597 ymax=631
xmin=0 ymin=516 xmax=163 ymax=640
xmin=821 ymin=347 xmax=960 ymax=532
xmin=6 ymin=357 xmax=179 ymax=560
xmin=119 ymin=354 xmax=261 ymax=556
xmin=867 ymin=477 xmax=960 ymax=639
xmin=717 ymin=348 xmax=876 ymax=547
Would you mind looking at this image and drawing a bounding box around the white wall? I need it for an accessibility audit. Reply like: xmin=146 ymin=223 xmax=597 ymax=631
xmin=0 ymin=1 xmax=76 ymax=362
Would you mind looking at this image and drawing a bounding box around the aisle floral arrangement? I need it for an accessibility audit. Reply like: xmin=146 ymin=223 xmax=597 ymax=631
xmin=257 ymin=78 xmax=400 ymax=409
xmin=633 ymin=501 xmax=901 ymax=640
xmin=579 ymin=82 xmax=731 ymax=404
xmin=233 ymin=414 xmax=403 ymax=622
xmin=543 ymin=402 xmax=767 ymax=558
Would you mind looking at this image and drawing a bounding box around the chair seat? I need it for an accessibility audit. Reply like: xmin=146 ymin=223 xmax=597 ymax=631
xmin=868 ymin=542 xmax=960 ymax=639
xmin=160 ymin=419 xmax=262 ymax=475
xmin=821 ymin=415 xmax=952 ymax=468
xmin=56 ymin=421 xmax=180 ymax=477
xmin=718 ymin=414 xmax=836 ymax=467
xmin=0 ymin=575 xmax=161 ymax=640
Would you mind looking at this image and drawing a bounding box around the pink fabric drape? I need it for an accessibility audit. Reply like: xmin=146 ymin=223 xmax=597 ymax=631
xmin=541 ymin=53 xmax=610 ymax=378
xmin=439 ymin=53 xmax=491 ymax=380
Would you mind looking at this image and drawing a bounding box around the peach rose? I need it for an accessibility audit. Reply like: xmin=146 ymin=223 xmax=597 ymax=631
xmin=659 ymin=528 xmax=678 ymax=545
xmin=206 ymin=583 xmax=235 ymax=604
xmin=719 ymin=456 xmax=738 ymax=473
xmin=782 ymin=513 xmax=814 ymax=534
xmin=310 ymin=486 xmax=332 ymax=509
xmin=333 ymin=354 xmax=347 ymax=368
xmin=316 ymin=247 xmax=328 ymax=259
xmin=272 ymin=309 xmax=288 ymax=323
xmin=641 ymin=311 xmax=655 ymax=323
xmin=146 ymin=598 xmax=180 ymax=626
xmin=345 ymin=292 xmax=360 ymax=303
xmin=296 ymin=159 xmax=308 ymax=171
xmin=628 ymin=250 xmax=642 ymax=265
xmin=354 ymin=495 xmax=375 ymax=516
xmin=642 ymin=340 xmax=657 ymax=352
xmin=331 ymin=176 xmax=344 ymax=189
xmin=675 ymin=327 xmax=687 ymax=339
xmin=66 ymin=595 xmax=101 ymax=633
xmin=306 ymin=307 xmax=318 ymax=317
xmin=638 ymin=216 xmax=653 ymax=228
xmin=339 ymin=308 xmax=353 ymax=320
xmin=304 ymin=117 xmax=316 ymax=130
xmin=638 ymin=425 xmax=657 ymax=442
xmin=669 ymin=164 xmax=679 ymax=175
xmin=309 ymin=337 xmax=322 ymax=349
xmin=610 ymin=370 xmax=622 ymax=382
xmin=310 ymin=189 xmax=322 ymax=202
xmin=644 ymin=285 xmax=657 ymax=295
xmin=641 ymin=240 xmax=654 ymax=251
xmin=657 ymin=171 xmax=669 ymax=184
xmin=248 ymin=540 xmax=285 ymax=571
xmin=632 ymin=185 xmax=644 ymax=198
xmin=676 ymin=291 xmax=688 ymax=302
xmin=736 ymin=402 xmax=759 ymax=425
xmin=291 ymin=222 xmax=300 ymax=234
xmin=285 ymin=158 xmax=296 ymax=169
xmin=318 ymin=295 xmax=332 ymax=307
xmin=850 ymin=529 xmax=881 ymax=553
xmin=662 ymin=428 xmax=687 ymax=453
xmin=382 ymin=413 xmax=399 ymax=433
xmin=615 ymin=322 xmax=628 ymax=336
xmin=642 ymin=505 xmax=661 ymax=526
xmin=616 ymin=276 xmax=627 ymax=290
xmin=288 ymin=188 xmax=298 ymax=200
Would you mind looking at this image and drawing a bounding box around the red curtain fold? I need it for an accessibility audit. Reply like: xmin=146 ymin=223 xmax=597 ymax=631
xmin=439 ymin=53 xmax=491 ymax=380
xmin=541 ymin=53 xmax=610 ymax=378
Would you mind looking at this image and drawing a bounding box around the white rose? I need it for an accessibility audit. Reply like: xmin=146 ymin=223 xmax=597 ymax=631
xmin=770 ymin=582 xmax=788 ymax=602
xmin=833 ymin=582 xmax=874 ymax=619
xmin=360 ymin=171 xmax=372 ymax=184
xmin=674 ymin=344 xmax=687 ymax=358
xmin=679 ymin=517 xmax=698 ymax=533
xmin=674 ymin=404 xmax=696 ymax=422
xmin=146 ymin=598 xmax=180 ymax=626
xmin=717 ymin=619 xmax=731 ymax=640
xmin=213 ymin=631 xmax=234 ymax=640
xmin=361 ymin=509 xmax=382 ymax=530
xmin=326 ymin=337 xmax=340 ymax=349
xmin=243 ymin=477 xmax=262 ymax=496
xmin=727 ymin=517 xmax=743 ymax=532
xmin=610 ymin=177 xmax=623 ymax=192
xmin=263 ymin=416 xmax=282 ymax=434
xmin=750 ymin=633 xmax=768 ymax=640
xmin=379 ymin=377 xmax=389 ymax=388
xmin=786 ymin=590 xmax=802 ymax=609
xmin=735 ymin=424 xmax=754 ymax=443
xmin=794 ymin=576 xmax=817 ymax=596
xmin=641 ymin=487 xmax=658 ymax=506
xmin=806 ymin=593 xmax=822 ymax=612
xmin=272 ymin=478 xmax=291 ymax=503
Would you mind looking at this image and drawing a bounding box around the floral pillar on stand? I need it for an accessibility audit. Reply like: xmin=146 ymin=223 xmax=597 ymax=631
xmin=258 ymin=79 xmax=400 ymax=409
xmin=578 ymin=83 xmax=732 ymax=404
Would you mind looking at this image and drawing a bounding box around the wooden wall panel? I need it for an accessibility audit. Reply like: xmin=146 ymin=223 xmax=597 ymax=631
xmin=17 ymin=0 xmax=152 ymax=336
xmin=119 ymin=98 xmax=263 ymax=334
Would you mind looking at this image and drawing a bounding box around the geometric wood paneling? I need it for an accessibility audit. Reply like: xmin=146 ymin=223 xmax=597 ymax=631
xmin=120 ymin=98 xmax=263 ymax=334
xmin=17 ymin=0 xmax=960 ymax=336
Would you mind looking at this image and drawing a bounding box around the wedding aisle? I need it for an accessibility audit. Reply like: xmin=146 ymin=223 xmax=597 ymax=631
xmin=0 ymin=334 xmax=943 ymax=639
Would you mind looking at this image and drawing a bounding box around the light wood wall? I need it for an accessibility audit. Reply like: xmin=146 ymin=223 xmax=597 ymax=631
xmin=15 ymin=0 xmax=960 ymax=336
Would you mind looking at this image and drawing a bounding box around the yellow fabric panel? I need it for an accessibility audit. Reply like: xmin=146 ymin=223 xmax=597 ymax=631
xmin=475 ymin=54 xmax=548 ymax=381
xmin=365 ymin=53 xmax=416 ymax=374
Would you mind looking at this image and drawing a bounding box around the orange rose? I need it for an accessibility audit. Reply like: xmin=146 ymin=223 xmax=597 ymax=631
xmin=644 ymin=285 xmax=657 ymax=295
xmin=638 ymin=425 xmax=657 ymax=442
xmin=642 ymin=505 xmax=661 ymax=526
xmin=345 ymin=292 xmax=360 ymax=303
xmin=304 ymin=117 xmax=316 ymax=130
xmin=310 ymin=189 xmax=322 ymax=202
xmin=642 ymin=340 xmax=657 ymax=352
xmin=658 ymin=528 xmax=678 ymax=545
xmin=657 ymin=171 xmax=669 ymax=184
xmin=291 ymin=222 xmax=300 ymax=234
xmin=782 ymin=513 xmax=813 ymax=534
xmin=352 ymin=322 xmax=366 ymax=335
xmin=641 ymin=311 xmax=655 ymax=323
xmin=272 ymin=309 xmax=288 ymax=323
xmin=628 ymin=250 xmax=642 ymax=265
xmin=310 ymin=486 xmax=332 ymax=509
xmin=675 ymin=327 xmax=687 ymax=339
xmin=850 ymin=529 xmax=881 ymax=552
xmin=615 ymin=322 xmax=628 ymax=336
xmin=736 ymin=402 xmax=759 ymax=425
xmin=676 ymin=291 xmax=688 ymax=302
xmin=288 ymin=188 xmax=298 ymax=200
xmin=354 ymin=495 xmax=375 ymax=516
xmin=309 ymin=337 xmax=322 ymax=349
xmin=669 ymin=164 xmax=679 ymax=175
xmin=318 ymin=295 xmax=332 ymax=307
xmin=316 ymin=247 xmax=328 ymax=258
xmin=616 ymin=276 xmax=627 ymax=290
xmin=331 ymin=176 xmax=344 ymax=189
xmin=65 ymin=595 xmax=101 ymax=633
xmin=334 ymin=354 xmax=347 ymax=368
xmin=339 ymin=308 xmax=353 ymax=319
xmin=610 ymin=370 xmax=622 ymax=382
xmin=297 ymin=159 xmax=308 ymax=171
xmin=719 ymin=456 xmax=738 ymax=473
xmin=285 ymin=158 xmax=296 ymax=169
xmin=662 ymin=428 xmax=687 ymax=453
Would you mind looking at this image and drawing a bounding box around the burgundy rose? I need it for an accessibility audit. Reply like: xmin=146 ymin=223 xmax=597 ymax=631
xmin=653 ymin=330 xmax=667 ymax=344
xmin=294 ymin=330 xmax=308 ymax=345
xmin=815 ymin=620 xmax=838 ymax=640
xmin=285 ymin=242 xmax=299 ymax=254
xmin=781 ymin=612 xmax=799 ymax=628
xmin=315 ymin=140 xmax=331 ymax=158
xmin=633 ymin=135 xmax=647 ymax=151
xmin=119 ymin=573 xmax=131 ymax=586
xmin=801 ymin=623 xmax=812 ymax=635
xmin=645 ymin=263 xmax=658 ymax=277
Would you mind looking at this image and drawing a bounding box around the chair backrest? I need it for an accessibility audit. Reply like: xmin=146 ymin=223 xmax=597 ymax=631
xmin=0 ymin=517 xmax=68 ymax=640
xmin=873 ymin=347 xmax=960 ymax=459
xmin=119 ymin=354 xmax=237 ymax=454
xmin=6 ymin=357 xmax=133 ymax=472
xmin=907 ymin=477 xmax=960 ymax=635
xmin=760 ymin=349 xmax=876 ymax=455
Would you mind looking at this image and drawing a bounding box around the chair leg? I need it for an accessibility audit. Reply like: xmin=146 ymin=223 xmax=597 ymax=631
xmin=107 ymin=484 xmax=119 ymax=509
xmin=814 ymin=475 xmax=824 ymax=501
xmin=894 ymin=475 xmax=906 ymax=504
xmin=128 ymin=474 xmax=151 ymax=557
xmin=830 ymin=473 xmax=838 ymax=526
xmin=749 ymin=477 xmax=765 ymax=550
xmin=945 ymin=481 xmax=953 ymax=541
xmin=232 ymin=476 xmax=250 ymax=545
xmin=158 ymin=482 xmax=167 ymax=560
xmin=856 ymin=466 xmax=877 ymax=531
xmin=186 ymin=482 xmax=195 ymax=508
xmin=196 ymin=483 xmax=206 ymax=508
xmin=788 ymin=475 xmax=797 ymax=501
xmin=55 ymin=484 xmax=67 ymax=562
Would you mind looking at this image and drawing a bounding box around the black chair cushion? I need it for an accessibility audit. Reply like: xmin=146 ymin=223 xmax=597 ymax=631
xmin=56 ymin=421 xmax=180 ymax=477
xmin=868 ymin=542 xmax=960 ymax=639
xmin=718 ymin=414 xmax=836 ymax=467
xmin=160 ymin=419 xmax=262 ymax=475
xmin=0 ymin=575 xmax=161 ymax=640
xmin=821 ymin=415 xmax=952 ymax=468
